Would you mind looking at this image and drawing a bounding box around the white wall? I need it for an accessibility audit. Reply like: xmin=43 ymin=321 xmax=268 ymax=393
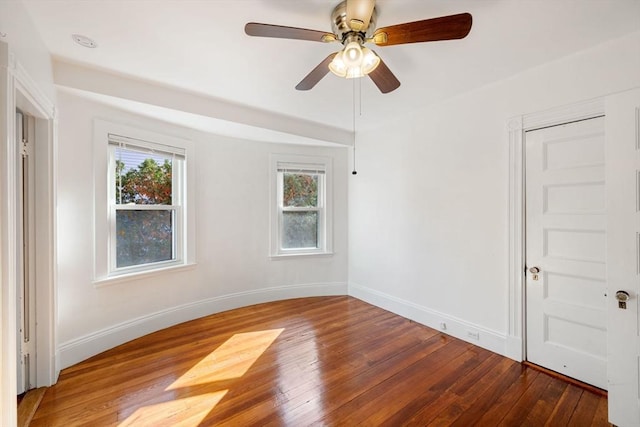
xmin=349 ymin=31 xmax=640 ymax=355
xmin=0 ymin=1 xmax=55 ymax=101
xmin=56 ymin=90 xmax=349 ymax=368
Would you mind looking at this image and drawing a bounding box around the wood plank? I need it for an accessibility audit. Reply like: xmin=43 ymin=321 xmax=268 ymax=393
xmin=29 ymin=296 xmax=612 ymax=426
xmin=498 ymin=372 xmax=554 ymax=425
xmin=545 ymin=384 xmax=584 ymax=426
xmin=445 ymin=360 xmax=529 ymax=426
xmin=521 ymin=377 xmax=568 ymax=426
xmin=568 ymin=389 xmax=603 ymax=426
xmin=17 ymin=387 xmax=47 ymax=427
xmin=591 ymin=393 xmax=610 ymax=427
xmin=523 ymin=360 xmax=607 ymax=397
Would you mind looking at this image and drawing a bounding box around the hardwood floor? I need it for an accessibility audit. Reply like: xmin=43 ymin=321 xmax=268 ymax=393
xmin=31 ymin=296 xmax=610 ymax=426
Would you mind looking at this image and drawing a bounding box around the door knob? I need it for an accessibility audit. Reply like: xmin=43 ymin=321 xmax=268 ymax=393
xmin=616 ymin=290 xmax=630 ymax=309
xmin=528 ymin=266 xmax=540 ymax=281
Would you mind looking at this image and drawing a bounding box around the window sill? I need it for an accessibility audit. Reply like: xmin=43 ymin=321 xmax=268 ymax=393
xmin=270 ymin=252 xmax=334 ymax=260
xmin=93 ymin=262 xmax=197 ymax=288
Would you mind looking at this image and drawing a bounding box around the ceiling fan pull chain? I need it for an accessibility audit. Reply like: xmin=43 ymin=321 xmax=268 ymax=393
xmin=352 ymin=78 xmax=358 ymax=175
xmin=359 ymin=77 xmax=363 ymax=117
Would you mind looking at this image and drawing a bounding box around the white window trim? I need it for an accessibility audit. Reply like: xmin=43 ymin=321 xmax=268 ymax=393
xmin=270 ymin=154 xmax=333 ymax=258
xmin=93 ymin=120 xmax=196 ymax=284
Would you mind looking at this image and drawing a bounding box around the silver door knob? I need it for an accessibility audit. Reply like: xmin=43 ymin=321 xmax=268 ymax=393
xmin=616 ymin=290 xmax=631 ymax=309
xmin=616 ymin=290 xmax=630 ymax=302
xmin=528 ymin=266 xmax=541 ymax=281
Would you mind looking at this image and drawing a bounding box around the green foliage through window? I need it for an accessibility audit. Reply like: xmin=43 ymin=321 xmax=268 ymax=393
xmin=115 ymin=156 xmax=172 ymax=205
xmin=283 ymin=173 xmax=318 ymax=207
xmin=114 ymin=147 xmax=175 ymax=268
xmin=281 ymin=172 xmax=320 ymax=249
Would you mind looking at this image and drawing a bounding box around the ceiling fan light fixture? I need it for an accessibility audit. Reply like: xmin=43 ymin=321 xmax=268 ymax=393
xmin=360 ymin=46 xmax=380 ymax=74
xmin=345 ymin=65 xmax=364 ymax=79
xmin=329 ymin=41 xmax=380 ymax=79
xmin=342 ymin=41 xmax=363 ymax=66
xmin=328 ymin=51 xmax=348 ymax=77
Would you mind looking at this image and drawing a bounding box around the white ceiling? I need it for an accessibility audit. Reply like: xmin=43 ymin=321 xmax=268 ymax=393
xmin=20 ymin=0 xmax=640 ymax=139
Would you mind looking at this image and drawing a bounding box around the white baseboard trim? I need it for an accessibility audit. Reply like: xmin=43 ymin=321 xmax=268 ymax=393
xmin=58 ymin=282 xmax=347 ymax=370
xmin=349 ymin=283 xmax=508 ymax=357
xmin=506 ymin=335 xmax=524 ymax=362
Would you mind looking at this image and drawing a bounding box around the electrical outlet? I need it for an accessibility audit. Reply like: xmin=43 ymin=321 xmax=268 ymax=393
xmin=467 ymin=330 xmax=480 ymax=340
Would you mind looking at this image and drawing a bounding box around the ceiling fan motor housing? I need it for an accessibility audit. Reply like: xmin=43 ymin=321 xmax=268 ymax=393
xmin=331 ymin=1 xmax=377 ymax=44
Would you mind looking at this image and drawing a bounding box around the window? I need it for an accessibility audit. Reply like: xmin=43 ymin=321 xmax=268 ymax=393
xmin=94 ymin=120 xmax=195 ymax=283
xmin=108 ymin=135 xmax=185 ymax=274
xmin=271 ymin=155 xmax=332 ymax=257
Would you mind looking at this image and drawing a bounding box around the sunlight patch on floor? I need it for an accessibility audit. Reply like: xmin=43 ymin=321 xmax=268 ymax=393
xmin=117 ymin=390 xmax=228 ymax=427
xmin=117 ymin=328 xmax=285 ymax=425
xmin=167 ymin=328 xmax=285 ymax=389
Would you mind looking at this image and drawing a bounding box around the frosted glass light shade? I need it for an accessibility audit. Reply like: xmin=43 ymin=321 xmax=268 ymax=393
xmin=328 ymin=51 xmax=347 ymax=77
xmin=342 ymin=41 xmax=363 ymax=67
xmin=360 ymin=46 xmax=380 ymax=75
xmin=329 ymin=44 xmax=380 ymax=79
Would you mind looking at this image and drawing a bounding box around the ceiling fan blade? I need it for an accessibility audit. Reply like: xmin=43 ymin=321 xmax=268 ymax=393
xmin=368 ymin=56 xmax=400 ymax=93
xmin=373 ymin=13 xmax=472 ymax=46
xmin=245 ymin=22 xmax=335 ymax=43
xmin=296 ymin=53 xmax=338 ymax=91
xmin=346 ymin=0 xmax=376 ymax=31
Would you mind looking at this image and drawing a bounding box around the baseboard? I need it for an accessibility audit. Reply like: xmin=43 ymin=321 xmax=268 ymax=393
xmin=506 ymin=335 xmax=524 ymax=361
xmin=348 ymin=282 xmax=508 ymax=357
xmin=58 ymin=282 xmax=347 ymax=370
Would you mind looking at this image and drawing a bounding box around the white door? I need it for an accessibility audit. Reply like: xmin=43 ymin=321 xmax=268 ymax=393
xmin=525 ymin=116 xmax=607 ymax=389
xmin=606 ymin=88 xmax=640 ymax=427
xmin=16 ymin=111 xmax=36 ymax=394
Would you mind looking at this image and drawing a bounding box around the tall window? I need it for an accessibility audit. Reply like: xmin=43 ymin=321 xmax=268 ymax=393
xmin=108 ymin=134 xmax=185 ymax=273
xmin=271 ymin=155 xmax=332 ymax=256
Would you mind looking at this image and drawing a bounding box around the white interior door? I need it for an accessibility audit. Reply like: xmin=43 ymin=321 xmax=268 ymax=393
xmin=16 ymin=111 xmax=36 ymax=395
xmin=525 ymin=116 xmax=607 ymax=389
xmin=606 ymin=88 xmax=640 ymax=427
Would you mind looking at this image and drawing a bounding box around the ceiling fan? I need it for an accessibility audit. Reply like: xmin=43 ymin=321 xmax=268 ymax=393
xmin=244 ymin=0 xmax=472 ymax=94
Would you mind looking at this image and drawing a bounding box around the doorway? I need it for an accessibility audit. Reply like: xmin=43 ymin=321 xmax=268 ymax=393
xmin=2 ymin=47 xmax=56 ymax=427
xmin=524 ymin=116 xmax=607 ymax=389
xmin=16 ymin=111 xmax=37 ymax=395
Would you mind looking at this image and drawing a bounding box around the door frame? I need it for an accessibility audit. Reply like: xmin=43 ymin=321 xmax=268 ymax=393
xmin=0 ymin=41 xmax=57 ymax=426
xmin=506 ymin=97 xmax=605 ymax=361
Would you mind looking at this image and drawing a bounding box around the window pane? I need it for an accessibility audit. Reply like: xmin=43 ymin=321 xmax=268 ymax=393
xmin=282 ymin=211 xmax=318 ymax=249
xmin=115 ymin=147 xmax=172 ymax=205
xmin=116 ymin=210 xmax=173 ymax=268
xmin=283 ymin=173 xmax=318 ymax=207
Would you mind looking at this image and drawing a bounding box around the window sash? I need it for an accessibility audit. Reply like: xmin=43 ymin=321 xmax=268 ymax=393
xmin=107 ymin=141 xmax=185 ymax=275
xmin=281 ymin=206 xmax=320 ymax=213
xmin=109 ymin=205 xmax=182 ymax=273
xmin=115 ymin=204 xmax=181 ymax=211
xmin=276 ymin=170 xmax=325 ymax=253
xmin=281 ymin=210 xmax=320 ymax=250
